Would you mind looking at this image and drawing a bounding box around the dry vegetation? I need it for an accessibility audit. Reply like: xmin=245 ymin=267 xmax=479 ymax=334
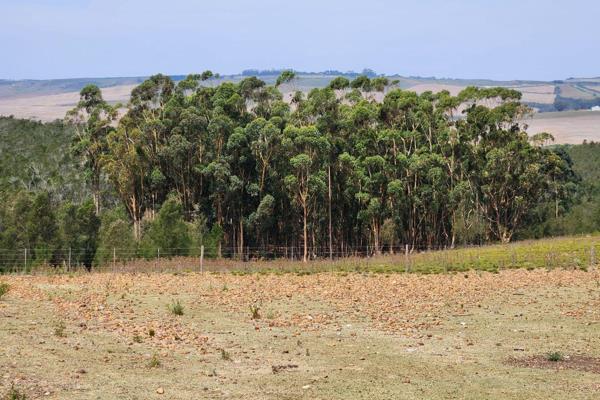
xmin=1 ymin=265 xmax=600 ymax=399
xmin=0 ymin=85 xmax=133 ymax=121
xmin=526 ymin=110 xmax=600 ymax=144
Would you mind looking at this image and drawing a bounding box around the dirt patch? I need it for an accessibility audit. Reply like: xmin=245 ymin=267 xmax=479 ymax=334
xmin=509 ymin=355 xmax=600 ymax=374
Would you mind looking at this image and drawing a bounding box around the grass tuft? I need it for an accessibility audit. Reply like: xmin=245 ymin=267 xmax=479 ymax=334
xmin=250 ymin=303 xmax=261 ymax=319
xmin=0 ymin=282 xmax=10 ymax=299
xmin=546 ymin=351 xmax=564 ymax=362
xmin=220 ymin=348 xmax=231 ymax=361
xmin=54 ymin=320 xmax=66 ymax=337
xmin=168 ymin=300 xmax=184 ymax=316
xmin=5 ymin=385 xmax=27 ymax=400
xmin=147 ymin=353 xmax=161 ymax=368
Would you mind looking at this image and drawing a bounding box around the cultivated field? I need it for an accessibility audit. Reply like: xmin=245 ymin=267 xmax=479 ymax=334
xmin=0 ymin=85 xmax=134 ymax=121
xmin=2 ymin=238 xmax=600 ymax=399
xmin=526 ymin=110 xmax=600 ymax=144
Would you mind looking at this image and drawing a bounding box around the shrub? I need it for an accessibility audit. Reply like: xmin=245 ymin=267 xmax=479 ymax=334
xmin=220 ymin=348 xmax=231 ymax=361
xmin=0 ymin=283 xmax=10 ymax=299
xmin=168 ymin=300 xmax=184 ymax=316
xmin=147 ymin=353 xmax=161 ymax=368
xmin=54 ymin=320 xmax=66 ymax=337
xmin=546 ymin=351 xmax=564 ymax=362
xmin=5 ymin=385 xmax=27 ymax=400
xmin=250 ymin=303 xmax=261 ymax=319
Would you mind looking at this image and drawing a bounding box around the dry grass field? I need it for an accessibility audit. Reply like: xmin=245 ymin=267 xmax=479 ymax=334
xmin=0 ymin=85 xmax=134 ymax=121
xmin=1 ymin=266 xmax=600 ymax=399
xmin=505 ymin=84 xmax=556 ymax=104
xmin=526 ymin=110 xmax=600 ymax=144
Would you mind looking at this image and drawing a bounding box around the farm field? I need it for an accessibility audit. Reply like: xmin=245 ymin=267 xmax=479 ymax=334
xmin=2 ymin=237 xmax=600 ymax=399
xmin=526 ymin=110 xmax=600 ymax=144
xmin=0 ymin=85 xmax=134 ymax=122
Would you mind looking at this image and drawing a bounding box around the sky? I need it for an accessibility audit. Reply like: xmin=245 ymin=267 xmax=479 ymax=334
xmin=1 ymin=0 xmax=599 ymax=81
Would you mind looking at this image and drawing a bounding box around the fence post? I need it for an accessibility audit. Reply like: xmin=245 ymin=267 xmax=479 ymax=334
xmin=24 ymin=248 xmax=27 ymax=275
xmin=157 ymin=248 xmax=160 ymax=272
xmin=68 ymin=247 xmax=71 ymax=271
xmin=591 ymin=244 xmax=596 ymax=269
xmin=404 ymin=244 xmax=409 ymax=273
xmin=200 ymin=245 xmax=204 ymax=273
xmin=113 ymin=247 xmax=116 ymax=271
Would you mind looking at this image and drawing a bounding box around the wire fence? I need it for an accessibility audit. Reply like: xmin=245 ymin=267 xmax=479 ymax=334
xmin=0 ymin=239 xmax=598 ymax=275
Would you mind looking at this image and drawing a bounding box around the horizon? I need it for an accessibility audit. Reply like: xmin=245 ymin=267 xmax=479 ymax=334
xmin=1 ymin=69 xmax=599 ymax=83
xmin=2 ymin=0 xmax=599 ymax=81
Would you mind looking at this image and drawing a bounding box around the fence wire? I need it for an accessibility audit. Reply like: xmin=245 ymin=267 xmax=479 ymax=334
xmin=0 ymin=241 xmax=597 ymax=275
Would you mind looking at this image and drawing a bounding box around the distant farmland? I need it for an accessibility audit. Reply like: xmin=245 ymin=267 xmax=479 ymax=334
xmin=1 ymin=75 xmax=599 ymax=143
xmin=526 ymin=110 xmax=600 ymax=144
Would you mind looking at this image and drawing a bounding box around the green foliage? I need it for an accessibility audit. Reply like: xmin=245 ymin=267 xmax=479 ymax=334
xmin=546 ymin=352 xmax=564 ymax=362
xmin=0 ymin=73 xmax=588 ymax=270
xmin=220 ymin=348 xmax=232 ymax=361
xmin=147 ymin=353 xmax=161 ymax=368
xmin=168 ymin=300 xmax=184 ymax=316
xmin=58 ymin=200 xmax=100 ymax=269
xmin=140 ymin=196 xmax=190 ymax=258
xmin=0 ymin=282 xmax=9 ymax=299
xmin=0 ymin=116 xmax=84 ymax=197
xmin=95 ymin=207 xmax=136 ymax=265
xmin=54 ymin=320 xmax=66 ymax=337
xmin=4 ymin=385 xmax=27 ymax=400
xmin=250 ymin=303 xmax=261 ymax=319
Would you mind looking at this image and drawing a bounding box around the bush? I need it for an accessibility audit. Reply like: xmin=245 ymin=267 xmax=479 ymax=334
xmin=5 ymin=385 xmax=27 ymax=400
xmin=54 ymin=320 xmax=66 ymax=337
xmin=168 ymin=300 xmax=184 ymax=316
xmin=147 ymin=353 xmax=161 ymax=368
xmin=141 ymin=196 xmax=190 ymax=258
xmin=546 ymin=351 xmax=564 ymax=362
xmin=250 ymin=303 xmax=261 ymax=319
xmin=0 ymin=283 xmax=9 ymax=299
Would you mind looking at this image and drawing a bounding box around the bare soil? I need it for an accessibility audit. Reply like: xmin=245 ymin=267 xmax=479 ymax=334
xmin=1 ymin=269 xmax=600 ymax=399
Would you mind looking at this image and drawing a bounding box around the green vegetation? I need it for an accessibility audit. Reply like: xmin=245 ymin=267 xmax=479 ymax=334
xmin=546 ymin=352 xmax=564 ymax=362
xmin=0 ymin=116 xmax=84 ymax=196
xmin=519 ymin=142 xmax=600 ymax=238
xmin=0 ymin=282 xmax=9 ymax=299
xmin=54 ymin=320 xmax=66 ymax=337
xmin=4 ymin=385 xmax=27 ymax=400
xmin=250 ymin=303 xmax=261 ymax=319
xmin=4 ymin=71 xmax=600 ymax=273
xmin=228 ymin=235 xmax=599 ymax=275
xmin=168 ymin=300 xmax=184 ymax=316
xmin=147 ymin=353 xmax=161 ymax=368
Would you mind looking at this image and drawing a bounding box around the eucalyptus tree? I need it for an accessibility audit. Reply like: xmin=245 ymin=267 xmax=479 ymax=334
xmin=282 ymin=125 xmax=330 ymax=261
xmin=66 ymin=85 xmax=119 ymax=215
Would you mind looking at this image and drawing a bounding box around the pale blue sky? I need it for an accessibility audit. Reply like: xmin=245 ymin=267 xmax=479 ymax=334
xmin=1 ymin=0 xmax=598 ymax=80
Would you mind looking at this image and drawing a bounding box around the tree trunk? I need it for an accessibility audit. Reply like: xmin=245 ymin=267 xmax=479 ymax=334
xmin=239 ymin=216 xmax=244 ymax=260
xmin=328 ymin=165 xmax=333 ymax=260
xmin=302 ymin=202 xmax=308 ymax=263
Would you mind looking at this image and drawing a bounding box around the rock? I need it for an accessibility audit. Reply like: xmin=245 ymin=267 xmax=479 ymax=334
xmin=302 ymin=384 xmax=311 ymax=390
xmin=156 ymin=387 xmax=164 ymax=394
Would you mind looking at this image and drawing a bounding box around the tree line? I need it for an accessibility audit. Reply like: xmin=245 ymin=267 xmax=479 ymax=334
xmin=0 ymin=71 xmax=578 ymax=268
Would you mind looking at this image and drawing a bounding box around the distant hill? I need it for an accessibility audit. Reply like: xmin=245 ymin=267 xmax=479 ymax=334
xmin=0 ymin=71 xmax=599 ymax=140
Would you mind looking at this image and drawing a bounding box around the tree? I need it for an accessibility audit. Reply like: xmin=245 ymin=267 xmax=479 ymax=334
xmin=282 ymin=125 xmax=330 ymax=261
xmin=65 ymin=85 xmax=118 ymax=215
xmin=142 ymin=195 xmax=190 ymax=256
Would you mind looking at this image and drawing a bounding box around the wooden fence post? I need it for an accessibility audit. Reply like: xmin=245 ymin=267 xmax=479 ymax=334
xmin=200 ymin=245 xmax=204 ymax=273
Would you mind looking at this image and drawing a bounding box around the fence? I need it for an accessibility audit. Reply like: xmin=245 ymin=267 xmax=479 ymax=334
xmin=0 ymin=236 xmax=598 ymax=275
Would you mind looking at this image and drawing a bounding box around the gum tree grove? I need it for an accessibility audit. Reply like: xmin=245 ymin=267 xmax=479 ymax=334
xmin=62 ymin=72 xmax=576 ymax=261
